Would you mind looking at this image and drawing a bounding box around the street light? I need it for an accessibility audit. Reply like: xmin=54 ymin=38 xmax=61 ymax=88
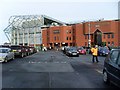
xmin=88 ymin=22 xmax=91 ymax=48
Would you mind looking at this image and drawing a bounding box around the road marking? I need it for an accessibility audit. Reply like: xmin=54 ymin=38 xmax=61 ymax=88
xmin=61 ymin=62 xmax=66 ymax=63
xmin=95 ymin=69 xmax=103 ymax=74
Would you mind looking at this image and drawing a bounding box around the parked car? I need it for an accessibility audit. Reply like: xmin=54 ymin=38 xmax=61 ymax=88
xmin=103 ymin=49 xmax=120 ymax=88
xmin=77 ymin=47 xmax=86 ymax=55
xmin=0 ymin=48 xmax=14 ymax=62
xmin=63 ymin=46 xmax=70 ymax=54
xmin=10 ymin=45 xmax=26 ymax=57
xmin=98 ymin=46 xmax=110 ymax=56
xmin=66 ymin=47 xmax=79 ymax=57
xmin=24 ymin=46 xmax=30 ymax=56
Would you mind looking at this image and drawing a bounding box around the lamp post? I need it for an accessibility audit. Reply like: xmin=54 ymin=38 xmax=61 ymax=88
xmin=88 ymin=22 xmax=91 ymax=48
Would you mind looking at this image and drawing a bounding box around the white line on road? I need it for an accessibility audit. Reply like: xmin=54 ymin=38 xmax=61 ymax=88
xmin=95 ymin=69 xmax=103 ymax=74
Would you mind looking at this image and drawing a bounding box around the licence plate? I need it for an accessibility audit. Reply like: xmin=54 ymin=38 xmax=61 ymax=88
xmin=13 ymin=50 xmax=17 ymax=52
xmin=73 ymin=53 xmax=77 ymax=55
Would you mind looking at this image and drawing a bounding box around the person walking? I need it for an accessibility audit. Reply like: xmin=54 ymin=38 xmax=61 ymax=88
xmin=91 ymin=45 xmax=99 ymax=63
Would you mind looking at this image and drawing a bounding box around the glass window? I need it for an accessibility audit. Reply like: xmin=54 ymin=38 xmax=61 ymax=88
xmin=108 ymin=34 xmax=110 ymax=38
xmin=108 ymin=42 xmax=110 ymax=45
xmin=66 ymin=30 xmax=69 ymax=34
xmin=112 ymin=41 xmax=114 ymax=46
xmin=66 ymin=37 xmax=68 ymax=40
xmin=111 ymin=34 xmax=114 ymax=38
xmin=110 ymin=50 xmax=119 ymax=64
xmin=117 ymin=54 xmax=120 ymax=65
xmin=54 ymin=36 xmax=56 ymax=41
xmin=53 ymin=30 xmax=60 ymax=34
xmin=69 ymin=37 xmax=71 ymax=40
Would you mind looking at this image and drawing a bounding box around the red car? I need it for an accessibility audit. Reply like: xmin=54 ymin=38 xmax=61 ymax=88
xmin=77 ymin=47 xmax=86 ymax=55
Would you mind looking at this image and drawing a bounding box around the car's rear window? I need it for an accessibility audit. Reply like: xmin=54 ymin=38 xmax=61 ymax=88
xmin=11 ymin=46 xmax=21 ymax=49
xmin=0 ymin=49 xmax=8 ymax=53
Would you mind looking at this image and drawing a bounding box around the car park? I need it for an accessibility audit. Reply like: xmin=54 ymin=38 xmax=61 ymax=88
xmin=103 ymin=49 xmax=120 ymax=88
xmin=0 ymin=48 xmax=14 ymax=62
xmin=66 ymin=47 xmax=79 ymax=57
xmin=10 ymin=45 xmax=26 ymax=57
xmin=77 ymin=47 xmax=86 ymax=55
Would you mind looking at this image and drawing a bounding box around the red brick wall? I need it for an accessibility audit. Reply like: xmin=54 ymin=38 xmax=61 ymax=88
xmin=42 ymin=20 xmax=119 ymax=48
xmin=42 ymin=28 xmax=48 ymax=47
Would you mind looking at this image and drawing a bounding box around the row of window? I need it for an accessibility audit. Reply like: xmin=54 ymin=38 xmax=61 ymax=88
xmin=54 ymin=36 xmax=60 ymax=41
xmin=66 ymin=37 xmax=72 ymax=40
xmin=53 ymin=30 xmax=72 ymax=34
xmin=108 ymin=41 xmax=114 ymax=45
xmin=104 ymin=33 xmax=114 ymax=39
xmin=54 ymin=36 xmax=73 ymax=41
xmin=84 ymin=33 xmax=114 ymax=39
xmin=84 ymin=41 xmax=114 ymax=46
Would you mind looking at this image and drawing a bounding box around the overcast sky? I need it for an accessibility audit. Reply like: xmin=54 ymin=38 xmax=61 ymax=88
xmin=0 ymin=0 xmax=119 ymax=44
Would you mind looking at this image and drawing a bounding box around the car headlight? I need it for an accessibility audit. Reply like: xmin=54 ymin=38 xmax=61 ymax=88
xmin=0 ymin=57 xmax=5 ymax=60
xmin=77 ymin=51 xmax=79 ymax=53
xmin=103 ymin=51 xmax=105 ymax=53
xmin=69 ymin=51 xmax=72 ymax=53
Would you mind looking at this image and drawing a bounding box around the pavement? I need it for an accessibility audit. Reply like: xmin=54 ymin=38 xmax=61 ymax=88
xmin=1 ymin=50 xmax=118 ymax=88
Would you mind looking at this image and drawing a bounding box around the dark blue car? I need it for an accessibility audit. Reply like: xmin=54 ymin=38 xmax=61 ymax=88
xmin=98 ymin=46 xmax=110 ymax=56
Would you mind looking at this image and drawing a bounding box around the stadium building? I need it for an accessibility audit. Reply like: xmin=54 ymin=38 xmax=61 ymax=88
xmin=4 ymin=15 xmax=120 ymax=49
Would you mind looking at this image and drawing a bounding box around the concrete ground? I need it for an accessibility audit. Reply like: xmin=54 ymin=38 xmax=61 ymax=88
xmin=2 ymin=50 xmax=118 ymax=88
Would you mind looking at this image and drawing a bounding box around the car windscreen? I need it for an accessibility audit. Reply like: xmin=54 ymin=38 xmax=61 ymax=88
xmin=103 ymin=47 xmax=109 ymax=51
xmin=78 ymin=47 xmax=84 ymax=50
xmin=69 ymin=48 xmax=77 ymax=51
xmin=0 ymin=49 xmax=8 ymax=53
xmin=11 ymin=46 xmax=21 ymax=49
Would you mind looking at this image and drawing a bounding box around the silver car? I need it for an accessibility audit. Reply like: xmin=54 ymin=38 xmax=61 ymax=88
xmin=0 ymin=48 xmax=14 ymax=62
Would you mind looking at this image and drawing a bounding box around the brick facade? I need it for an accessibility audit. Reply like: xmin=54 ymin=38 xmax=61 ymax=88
xmin=42 ymin=20 xmax=120 ymax=48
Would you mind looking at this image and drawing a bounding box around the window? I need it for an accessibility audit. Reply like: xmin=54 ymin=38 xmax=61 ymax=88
xmin=53 ymin=30 xmax=60 ymax=34
xmin=111 ymin=34 xmax=114 ymax=38
xmin=108 ymin=34 xmax=110 ymax=38
xmin=66 ymin=30 xmax=69 ymax=34
xmin=66 ymin=37 xmax=69 ymax=40
xmin=69 ymin=37 xmax=71 ymax=40
xmin=69 ymin=30 xmax=71 ymax=34
xmin=110 ymin=50 xmax=119 ymax=64
xmin=54 ymin=36 xmax=56 ymax=41
xmin=108 ymin=42 xmax=110 ymax=45
xmin=112 ymin=41 xmax=114 ymax=46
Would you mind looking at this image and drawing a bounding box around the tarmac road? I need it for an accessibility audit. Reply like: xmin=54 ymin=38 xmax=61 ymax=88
xmin=2 ymin=50 xmax=118 ymax=88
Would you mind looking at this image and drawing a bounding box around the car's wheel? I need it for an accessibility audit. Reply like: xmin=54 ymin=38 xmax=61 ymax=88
xmin=21 ymin=53 xmax=24 ymax=58
xmin=4 ymin=57 xmax=8 ymax=62
xmin=12 ymin=56 xmax=15 ymax=60
xmin=103 ymin=71 xmax=109 ymax=84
